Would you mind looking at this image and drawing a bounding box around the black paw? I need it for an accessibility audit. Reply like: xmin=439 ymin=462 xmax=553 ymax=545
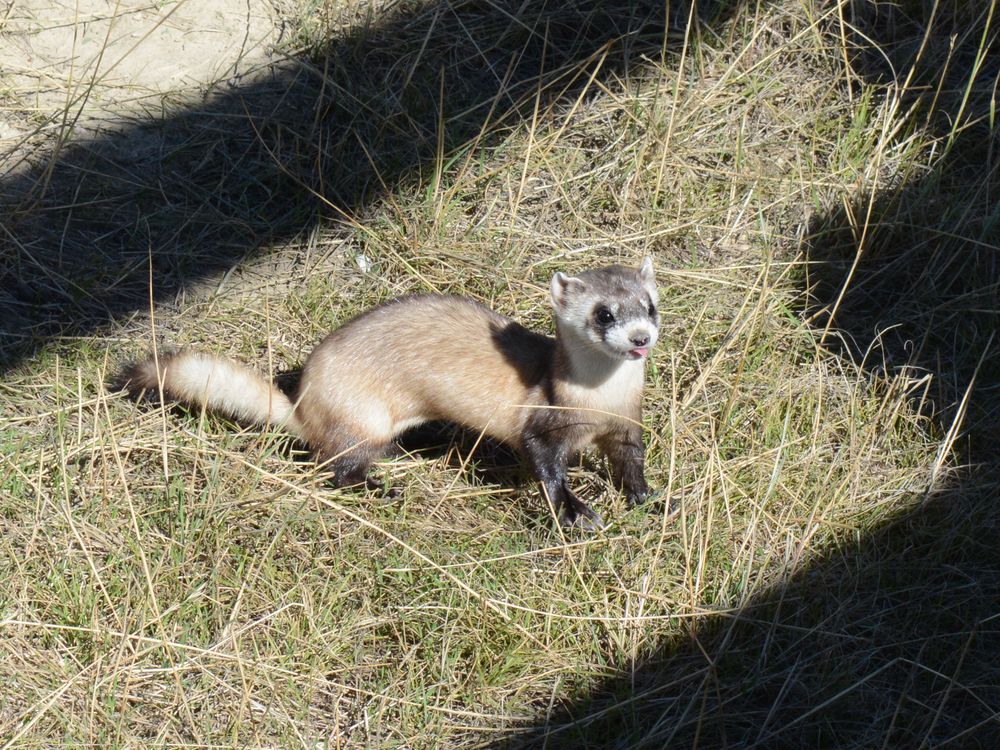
xmin=625 ymin=484 xmax=652 ymax=506
xmin=356 ymin=476 xmax=402 ymax=500
xmin=643 ymin=487 xmax=679 ymax=514
xmin=364 ymin=476 xmax=400 ymax=498
xmin=559 ymin=498 xmax=605 ymax=531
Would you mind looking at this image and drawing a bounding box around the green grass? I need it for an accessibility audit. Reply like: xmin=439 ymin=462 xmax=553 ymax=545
xmin=2 ymin=0 xmax=999 ymax=747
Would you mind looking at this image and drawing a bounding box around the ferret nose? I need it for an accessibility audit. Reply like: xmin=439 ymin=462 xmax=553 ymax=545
xmin=630 ymin=333 xmax=650 ymax=347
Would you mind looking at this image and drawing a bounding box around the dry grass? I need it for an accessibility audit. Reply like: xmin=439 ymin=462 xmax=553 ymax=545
xmin=2 ymin=0 xmax=999 ymax=747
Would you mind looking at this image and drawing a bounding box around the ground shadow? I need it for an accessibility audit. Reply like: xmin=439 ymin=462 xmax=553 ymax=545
xmin=0 ymin=0 xmax=737 ymax=371
xmin=491 ymin=2 xmax=1000 ymax=746
xmin=493 ymin=482 xmax=1000 ymax=748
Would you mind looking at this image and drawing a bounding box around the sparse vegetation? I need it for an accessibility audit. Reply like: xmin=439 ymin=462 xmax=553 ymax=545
xmin=2 ymin=0 xmax=998 ymax=747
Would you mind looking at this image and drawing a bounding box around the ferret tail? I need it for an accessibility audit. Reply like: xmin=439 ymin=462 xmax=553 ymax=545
xmin=116 ymin=350 xmax=303 ymax=435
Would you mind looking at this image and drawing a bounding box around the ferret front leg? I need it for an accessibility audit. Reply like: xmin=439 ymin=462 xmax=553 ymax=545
xmin=522 ymin=432 xmax=603 ymax=529
xmin=597 ymin=425 xmax=651 ymax=506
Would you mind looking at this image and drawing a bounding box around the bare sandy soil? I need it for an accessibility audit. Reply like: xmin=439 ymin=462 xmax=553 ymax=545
xmin=0 ymin=0 xmax=283 ymax=146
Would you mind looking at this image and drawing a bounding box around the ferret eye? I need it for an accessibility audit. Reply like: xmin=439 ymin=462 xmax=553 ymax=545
xmin=647 ymin=301 xmax=657 ymax=318
xmin=594 ymin=306 xmax=615 ymax=325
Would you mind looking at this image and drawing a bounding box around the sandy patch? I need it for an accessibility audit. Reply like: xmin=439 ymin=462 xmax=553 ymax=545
xmin=0 ymin=0 xmax=283 ymax=144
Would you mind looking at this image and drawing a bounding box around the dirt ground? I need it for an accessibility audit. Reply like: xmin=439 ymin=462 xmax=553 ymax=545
xmin=0 ymin=0 xmax=283 ymax=146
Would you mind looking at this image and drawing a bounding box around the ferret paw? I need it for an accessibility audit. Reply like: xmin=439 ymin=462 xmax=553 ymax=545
xmin=625 ymin=485 xmax=652 ymax=506
xmin=642 ymin=488 xmax=679 ymax=514
xmin=364 ymin=476 xmax=400 ymax=498
xmin=559 ymin=501 xmax=606 ymax=532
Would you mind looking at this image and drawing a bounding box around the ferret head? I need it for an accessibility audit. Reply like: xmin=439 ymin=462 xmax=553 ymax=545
xmin=550 ymin=257 xmax=659 ymax=361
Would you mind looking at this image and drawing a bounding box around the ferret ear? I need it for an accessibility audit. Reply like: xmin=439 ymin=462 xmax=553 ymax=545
xmin=638 ymin=256 xmax=655 ymax=283
xmin=638 ymin=256 xmax=658 ymax=298
xmin=550 ymin=271 xmax=586 ymax=309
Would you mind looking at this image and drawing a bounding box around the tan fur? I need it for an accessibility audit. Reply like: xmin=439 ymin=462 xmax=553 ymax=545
xmin=123 ymin=297 xmax=642 ymax=453
xmin=298 ymin=297 xmax=548 ymax=451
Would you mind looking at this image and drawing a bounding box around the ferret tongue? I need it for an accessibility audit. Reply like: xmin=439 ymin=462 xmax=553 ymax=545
xmin=630 ymin=347 xmax=649 ymax=358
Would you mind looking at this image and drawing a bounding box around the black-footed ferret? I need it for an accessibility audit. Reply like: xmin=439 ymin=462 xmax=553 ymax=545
xmin=119 ymin=259 xmax=660 ymax=528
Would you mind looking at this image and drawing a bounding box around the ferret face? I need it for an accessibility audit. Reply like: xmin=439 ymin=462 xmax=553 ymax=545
xmin=550 ymin=257 xmax=660 ymax=361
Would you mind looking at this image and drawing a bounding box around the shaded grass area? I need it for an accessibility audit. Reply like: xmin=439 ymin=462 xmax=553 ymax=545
xmin=2 ymin=0 xmax=999 ymax=747
xmin=493 ymin=480 xmax=1000 ymax=748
